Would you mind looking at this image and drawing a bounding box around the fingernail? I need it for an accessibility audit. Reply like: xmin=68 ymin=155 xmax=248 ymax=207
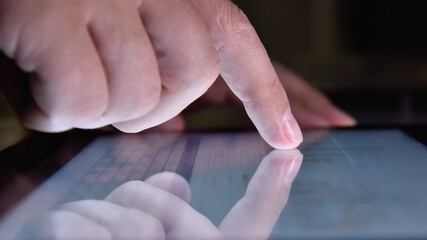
xmin=283 ymin=153 xmax=303 ymax=187
xmin=283 ymin=107 xmax=303 ymax=143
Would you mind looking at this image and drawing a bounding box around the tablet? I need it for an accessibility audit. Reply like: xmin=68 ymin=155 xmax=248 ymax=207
xmin=0 ymin=127 xmax=426 ymax=239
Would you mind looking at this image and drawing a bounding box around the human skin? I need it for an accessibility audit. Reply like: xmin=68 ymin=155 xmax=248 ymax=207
xmin=0 ymin=0 xmax=354 ymax=149
xmin=198 ymin=61 xmax=356 ymax=130
xmin=27 ymin=149 xmax=302 ymax=239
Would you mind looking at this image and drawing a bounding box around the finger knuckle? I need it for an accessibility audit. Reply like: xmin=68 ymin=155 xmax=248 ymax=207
xmin=117 ymin=180 xmax=145 ymax=193
xmin=143 ymin=219 xmax=165 ymax=240
xmin=216 ymin=2 xmax=253 ymax=34
xmin=38 ymin=86 xmax=107 ymax=128
xmin=190 ymin=55 xmax=221 ymax=95
xmin=209 ymin=231 xmax=223 ymax=240
xmin=140 ymin=81 xmax=161 ymax=112
xmin=239 ymin=74 xmax=282 ymax=104
xmin=127 ymin=209 xmax=165 ymax=239
xmin=119 ymin=81 xmax=161 ymax=120
xmin=163 ymin=54 xmax=219 ymax=97
xmin=203 ymin=55 xmax=221 ymax=84
xmin=64 ymin=89 xmax=108 ymax=123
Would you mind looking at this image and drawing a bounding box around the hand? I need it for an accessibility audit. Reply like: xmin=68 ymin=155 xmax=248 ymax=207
xmin=0 ymin=0 xmax=302 ymax=149
xmin=22 ymin=150 xmax=302 ymax=239
xmin=200 ymin=61 xmax=356 ymax=129
xmin=273 ymin=62 xmax=356 ymax=128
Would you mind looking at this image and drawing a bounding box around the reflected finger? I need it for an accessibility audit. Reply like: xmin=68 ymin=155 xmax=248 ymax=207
xmin=21 ymin=210 xmax=111 ymax=239
xmin=219 ymin=149 xmax=303 ymax=239
xmin=145 ymin=172 xmax=192 ymax=203
xmin=105 ymin=180 xmax=221 ymax=239
xmin=60 ymin=200 xmax=165 ymax=239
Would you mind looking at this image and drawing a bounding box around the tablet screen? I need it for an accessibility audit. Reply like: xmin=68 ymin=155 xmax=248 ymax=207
xmin=0 ymin=129 xmax=426 ymax=239
xmin=272 ymin=129 xmax=427 ymax=239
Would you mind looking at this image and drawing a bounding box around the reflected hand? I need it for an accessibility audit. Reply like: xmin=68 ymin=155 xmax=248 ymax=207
xmin=29 ymin=172 xmax=195 ymax=239
xmin=27 ymin=150 xmax=302 ymax=239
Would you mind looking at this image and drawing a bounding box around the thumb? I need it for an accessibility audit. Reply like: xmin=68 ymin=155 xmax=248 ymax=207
xmin=192 ymin=0 xmax=302 ymax=149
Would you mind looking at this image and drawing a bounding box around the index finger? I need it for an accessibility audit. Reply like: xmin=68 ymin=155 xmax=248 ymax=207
xmin=219 ymin=149 xmax=303 ymax=239
xmin=192 ymin=0 xmax=303 ymax=149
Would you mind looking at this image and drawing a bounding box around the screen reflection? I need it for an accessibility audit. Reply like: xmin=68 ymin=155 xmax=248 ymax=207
xmin=18 ymin=149 xmax=303 ymax=239
xmin=5 ymin=129 xmax=427 ymax=239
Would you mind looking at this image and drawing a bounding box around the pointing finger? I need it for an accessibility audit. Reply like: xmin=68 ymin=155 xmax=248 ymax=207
xmin=192 ymin=0 xmax=303 ymax=149
xmin=220 ymin=149 xmax=303 ymax=239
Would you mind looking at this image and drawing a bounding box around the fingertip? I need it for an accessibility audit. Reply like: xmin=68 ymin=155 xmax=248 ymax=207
xmin=264 ymin=107 xmax=303 ymax=149
xmin=258 ymin=120 xmax=303 ymax=150
xmin=113 ymin=113 xmax=186 ymax=134
xmin=263 ymin=132 xmax=302 ymax=150
xmin=21 ymin=101 xmax=73 ymax=133
xmin=261 ymin=149 xmax=303 ymax=189
xmin=145 ymin=172 xmax=191 ymax=203
xmin=245 ymin=103 xmax=304 ymax=150
xmin=111 ymin=123 xmax=142 ymax=133
xmin=327 ymin=107 xmax=357 ymax=127
xmin=282 ymin=107 xmax=303 ymax=143
xmin=295 ymin=110 xmax=332 ymax=129
xmin=283 ymin=153 xmax=303 ymax=188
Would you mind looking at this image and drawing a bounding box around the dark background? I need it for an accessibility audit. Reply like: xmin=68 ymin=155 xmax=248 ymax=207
xmin=233 ymin=0 xmax=427 ymax=125
xmin=235 ymin=0 xmax=427 ymax=90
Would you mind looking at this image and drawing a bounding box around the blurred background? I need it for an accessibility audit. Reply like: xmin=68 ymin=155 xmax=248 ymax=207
xmin=1 ymin=0 xmax=427 ymax=150
xmin=236 ymin=0 xmax=427 ymax=122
